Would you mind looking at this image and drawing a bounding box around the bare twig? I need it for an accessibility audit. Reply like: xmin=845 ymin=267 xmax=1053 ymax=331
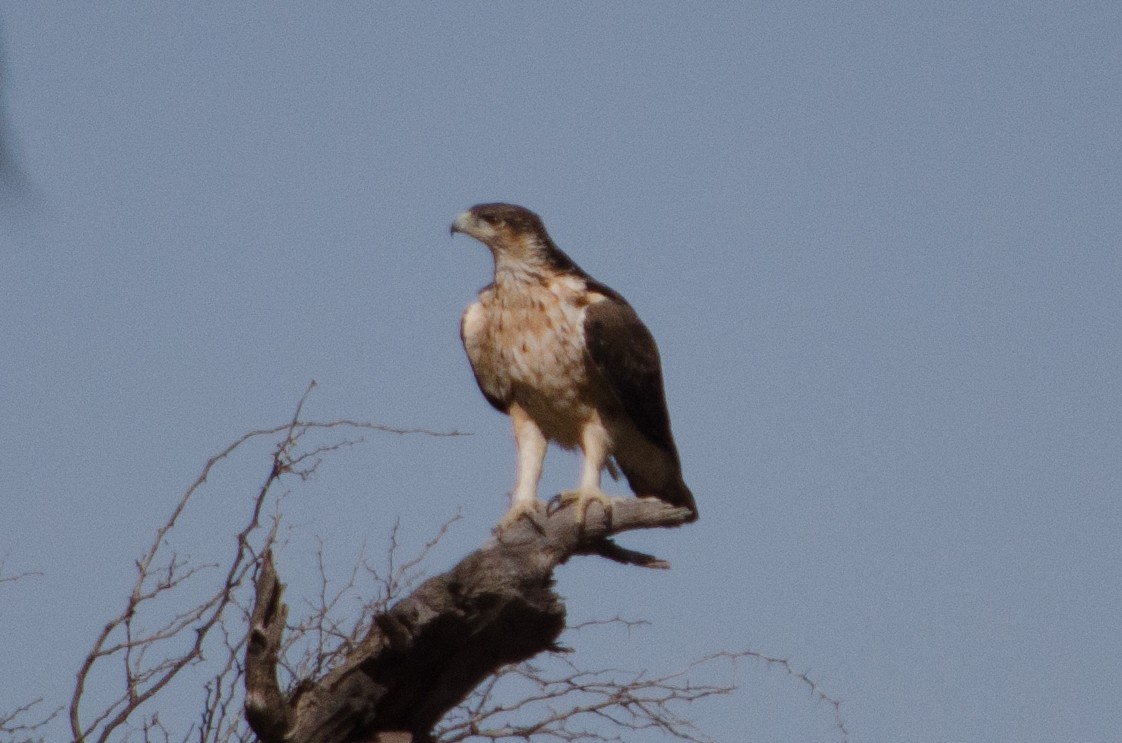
xmin=242 ymin=494 xmax=699 ymax=743
xmin=729 ymin=649 xmax=849 ymax=742
xmin=0 ymin=697 xmax=62 ymax=740
xmin=40 ymin=382 xmax=845 ymax=743
xmin=67 ymin=382 xmax=460 ymax=743
xmin=245 ymin=492 xmax=847 ymax=743
xmin=437 ymin=627 xmax=848 ymax=743
xmin=0 ymin=554 xmax=43 ymax=585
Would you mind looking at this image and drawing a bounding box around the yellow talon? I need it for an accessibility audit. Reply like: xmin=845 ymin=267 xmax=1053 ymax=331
xmin=496 ymin=500 xmax=541 ymax=531
xmin=557 ymin=488 xmax=613 ymax=527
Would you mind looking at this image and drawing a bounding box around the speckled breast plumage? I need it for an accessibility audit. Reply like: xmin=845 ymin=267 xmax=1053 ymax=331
xmin=461 ymin=274 xmax=608 ymax=448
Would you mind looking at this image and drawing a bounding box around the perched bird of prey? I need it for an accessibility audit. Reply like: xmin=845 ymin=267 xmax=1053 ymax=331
xmin=451 ymin=203 xmax=697 ymax=527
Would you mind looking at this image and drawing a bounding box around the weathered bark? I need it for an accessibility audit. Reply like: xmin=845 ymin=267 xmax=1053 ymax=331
xmin=244 ymin=495 xmax=694 ymax=743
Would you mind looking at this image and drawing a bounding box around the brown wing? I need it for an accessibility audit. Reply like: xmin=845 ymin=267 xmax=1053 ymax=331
xmin=583 ymin=294 xmax=696 ymax=518
xmin=583 ymin=296 xmax=676 ymax=453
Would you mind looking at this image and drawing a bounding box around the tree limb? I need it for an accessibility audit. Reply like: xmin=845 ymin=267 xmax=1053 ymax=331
xmin=245 ymin=551 xmax=291 ymax=742
xmin=244 ymin=496 xmax=694 ymax=743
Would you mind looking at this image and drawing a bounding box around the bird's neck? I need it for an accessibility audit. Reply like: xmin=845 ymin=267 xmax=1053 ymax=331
xmin=490 ymin=248 xmax=556 ymax=287
xmin=489 ymin=234 xmax=587 ymax=289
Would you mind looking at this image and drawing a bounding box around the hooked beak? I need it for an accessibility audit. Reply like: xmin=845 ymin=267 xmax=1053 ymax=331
xmin=450 ymin=211 xmax=473 ymax=237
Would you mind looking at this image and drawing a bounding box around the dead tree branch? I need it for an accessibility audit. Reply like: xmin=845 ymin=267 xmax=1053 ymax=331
xmin=66 ymin=381 xmax=461 ymax=743
xmin=245 ymin=496 xmax=695 ymax=743
xmin=33 ymin=382 xmax=845 ymax=743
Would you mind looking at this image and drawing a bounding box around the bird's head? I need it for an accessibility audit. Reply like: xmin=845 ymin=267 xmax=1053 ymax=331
xmin=451 ymin=202 xmax=586 ymax=280
xmin=451 ymin=202 xmax=552 ymax=261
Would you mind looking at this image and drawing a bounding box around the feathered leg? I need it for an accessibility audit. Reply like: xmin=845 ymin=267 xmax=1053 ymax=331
xmin=557 ymin=419 xmax=613 ymax=525
xmin=499 ymin=404 xmax=547 ymax=529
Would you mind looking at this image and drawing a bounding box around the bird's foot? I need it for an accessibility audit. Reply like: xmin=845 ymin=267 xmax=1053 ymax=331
xmin=495 ymin=499 xmax=542 ymax=532
xmin=552 ymin=488 xmax=613 ymax=528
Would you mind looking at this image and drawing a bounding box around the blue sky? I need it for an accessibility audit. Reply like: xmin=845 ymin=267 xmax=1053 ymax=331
xmin=1 ymin=3 xmax=1119 ymax=741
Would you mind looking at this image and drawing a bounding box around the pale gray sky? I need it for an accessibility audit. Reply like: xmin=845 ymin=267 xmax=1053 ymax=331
xmin=1 ymin=4 xmax=1119 ymax=741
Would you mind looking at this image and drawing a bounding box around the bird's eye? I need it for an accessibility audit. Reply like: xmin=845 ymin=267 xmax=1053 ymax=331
xmin=480 ymin=214 xmax=500 ymax=226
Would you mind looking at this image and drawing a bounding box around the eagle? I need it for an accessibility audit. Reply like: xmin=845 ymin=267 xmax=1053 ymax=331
xmin=451 ymin=202 xmax=697 ymax=527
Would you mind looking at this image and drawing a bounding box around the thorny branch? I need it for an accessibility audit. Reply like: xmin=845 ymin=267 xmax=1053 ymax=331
xmin=0 ymin=558 xmax=43 ymax=585
xmin=437 ymin=645 xmax=729 ymax=742
xmin=66 ymin=381 xmax=462 ymax=743
xmin=0 ymin=697 xmax=61 ymax=742
xmin=7 ymin=381 xmax=848 ymax=743
xmin=437 ymin=641 xmax=848 ymax=743
xmin=243 ymin=482 xmax=849 ymax=743
xmin=0 ymin=560 xmax=60 ymax=741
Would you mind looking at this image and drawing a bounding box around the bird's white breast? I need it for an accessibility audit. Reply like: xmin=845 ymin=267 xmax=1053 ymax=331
xmin=463 ymin=274 xmax=607 ymax=447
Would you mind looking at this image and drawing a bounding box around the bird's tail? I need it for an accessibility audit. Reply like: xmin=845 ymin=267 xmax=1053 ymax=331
xmin=657 ymin=477 xmax=698 ymax=523
xmin=612 ymin=453 xmax=698 ymax=523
